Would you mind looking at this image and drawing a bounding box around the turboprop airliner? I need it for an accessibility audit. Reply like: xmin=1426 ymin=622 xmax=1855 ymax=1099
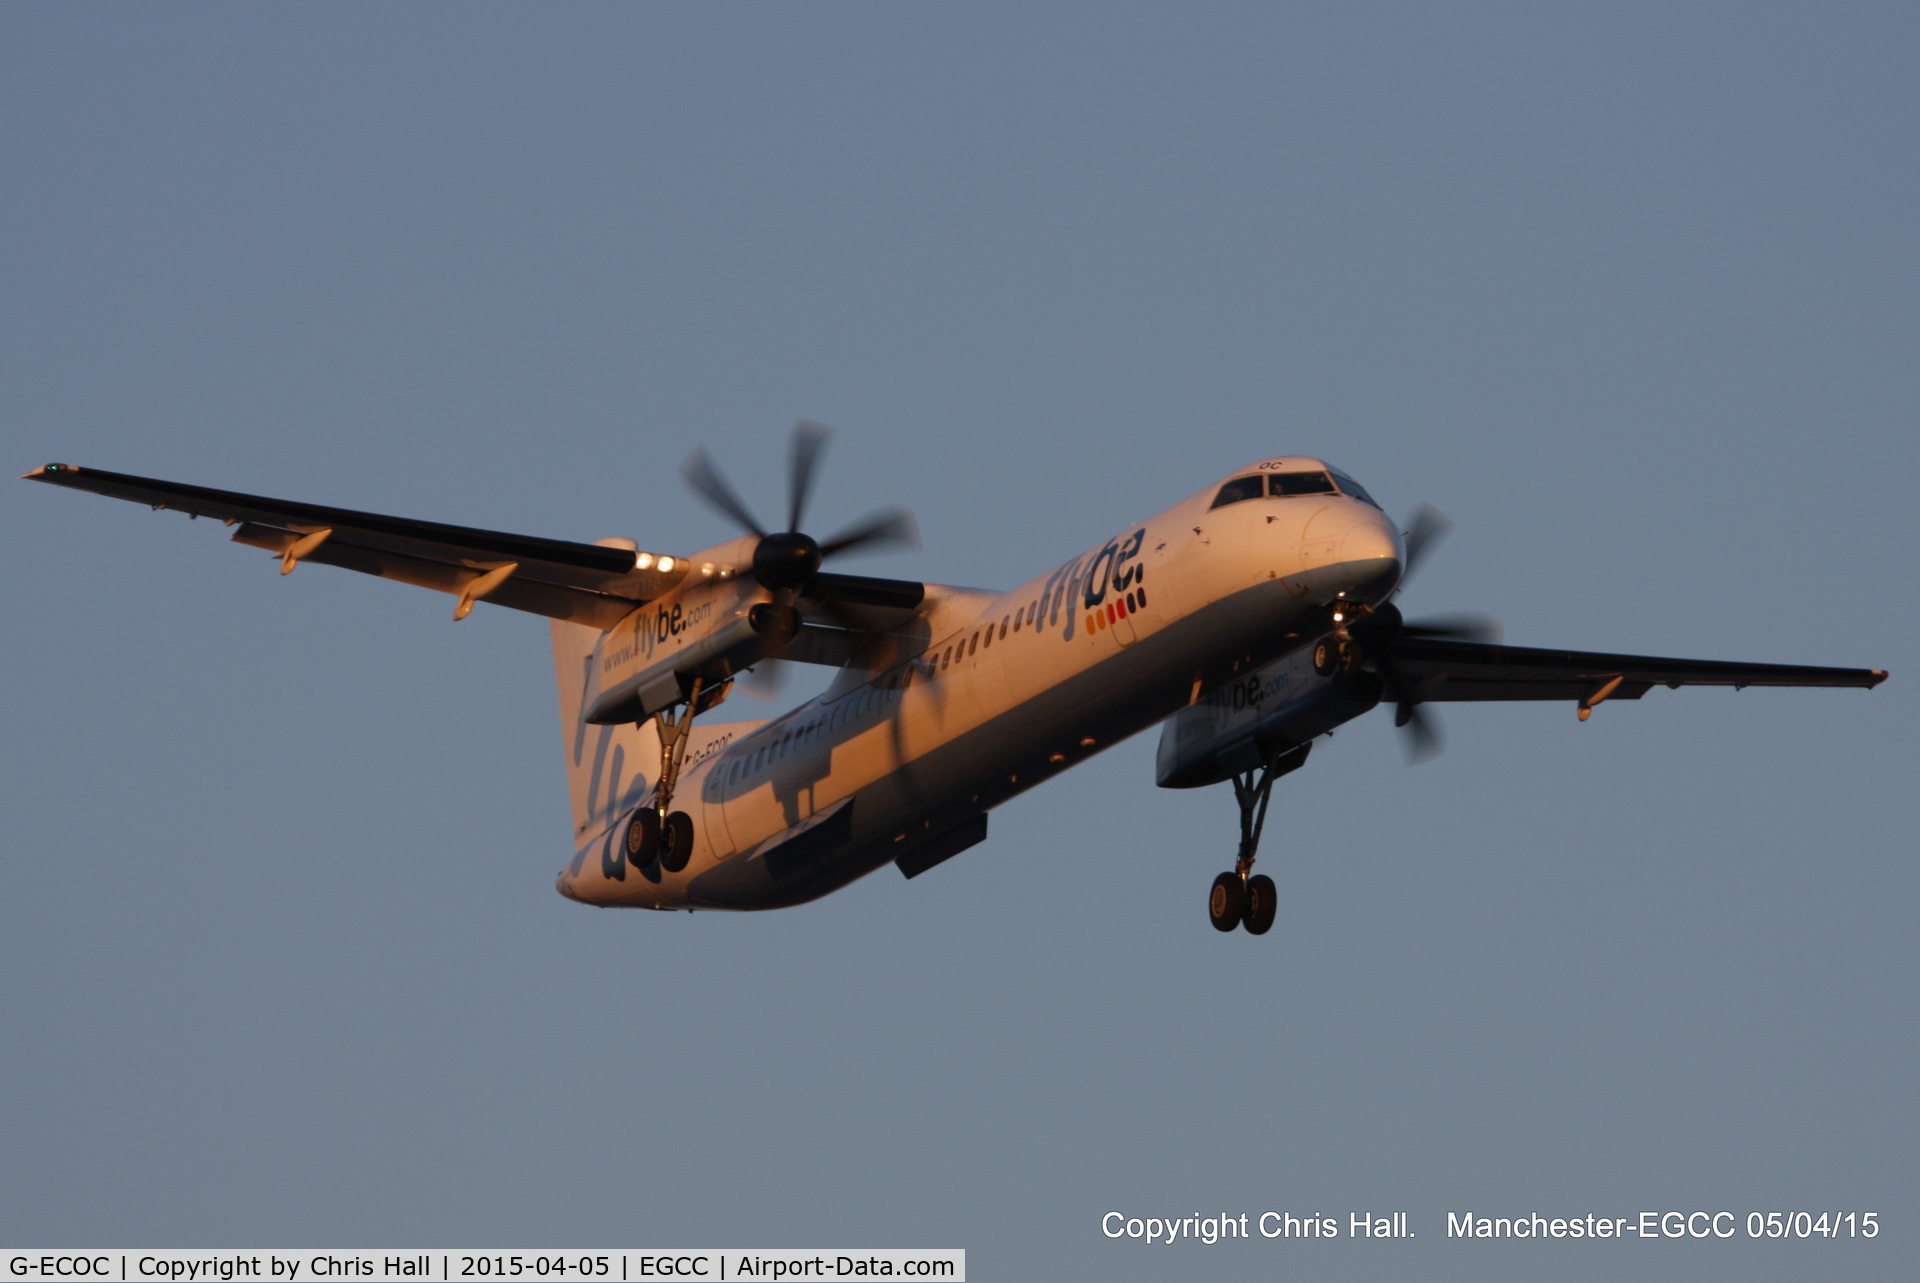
xmin=23 ymin=426 xmax=1887 ymax=935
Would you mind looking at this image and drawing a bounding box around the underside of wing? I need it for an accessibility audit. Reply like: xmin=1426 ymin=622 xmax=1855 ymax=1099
xmin=1384 ymin=637 xmax=1888 ymax=704
xmin=23 ymin=463 xmax=687 ymax=627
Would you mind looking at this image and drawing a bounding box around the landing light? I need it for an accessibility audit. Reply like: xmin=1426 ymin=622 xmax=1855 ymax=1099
xmin=636 ymin=553 xmax=654 ymax=570
xmin=658 ymin=556 xmax=675 ymax=572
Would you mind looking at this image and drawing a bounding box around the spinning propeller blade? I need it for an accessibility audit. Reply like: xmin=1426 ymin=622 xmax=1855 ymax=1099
xmin=681 ymin=448 xmax=767 ymax=538
xmin=1356 ymin=515 xmax=1498 ymax=764
xmin=740 ymin=657 xmax=791 ymax=702
xmin=787 ymin=421 xmax=831 ymax=533
xmin=1398 ymin=697 xmax=1444 ymax=763
xmin=1402 ymin=504 xmax=1452 ymax=582
xmin=1401 ymin=612 xmax=1502 ymax=644
xmin=819 ymin=507 xmax=919 ymax=559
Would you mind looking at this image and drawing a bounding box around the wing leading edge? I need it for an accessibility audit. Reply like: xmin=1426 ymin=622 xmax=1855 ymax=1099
xmin=22 ymin=463 xmax=686 ymax=627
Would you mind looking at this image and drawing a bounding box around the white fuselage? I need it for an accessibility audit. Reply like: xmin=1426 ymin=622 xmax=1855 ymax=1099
xmin=556 ymin=457 xmax=1403 ymax=910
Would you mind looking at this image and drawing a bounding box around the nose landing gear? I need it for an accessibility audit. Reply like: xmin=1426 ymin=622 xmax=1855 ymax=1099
xmin=1206 ymin=742 xmax=1310 ymax=936
xmin=1208 ymin=872 xmax=1245 ymax=931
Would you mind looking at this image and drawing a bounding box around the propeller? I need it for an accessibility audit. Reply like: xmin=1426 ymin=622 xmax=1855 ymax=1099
xmin=1399 ymin=612 xmax=1501 ymax=644
xmin=739 ymin=657 xmax=790 ymax=702
xmin=1401 ymin=504 xmax=1452 ymax=584
xmin=1350 ymin=510 xmax=1503 ymax=763
xmin=1391 ymin=690 xmax=1444 ymax=763
xmin=680 ymin=421 xmax=920 ymax=594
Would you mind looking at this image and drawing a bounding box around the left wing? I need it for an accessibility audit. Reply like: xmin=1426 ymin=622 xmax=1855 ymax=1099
xmin=22 ymin=463 xmax=685 ymax=627
xmin=1381 ymin=636 xmax=1886 ymax=713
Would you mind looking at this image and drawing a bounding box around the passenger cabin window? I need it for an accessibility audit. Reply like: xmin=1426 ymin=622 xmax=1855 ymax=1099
xmin=1269 ymin=471 xmax=1339 ymax=497
xmin=1210 ymin=475 xmax=1264 ymax=508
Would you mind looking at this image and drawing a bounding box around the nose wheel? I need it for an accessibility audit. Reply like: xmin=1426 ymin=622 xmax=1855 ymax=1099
xmin=1206 ymin=743 xmax=1310 ymax=936
xmin=1208 ymin=871 xmax=1278 ymax=935
xmin=1208 ymin=872 xmax=1244 ymax=931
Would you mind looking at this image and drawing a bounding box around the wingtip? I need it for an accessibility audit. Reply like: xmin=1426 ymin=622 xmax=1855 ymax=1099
xmin=21 ymin=462 xmax=72 ymax=480
xmin=1869 ymin=669 xmax=1889 ymax=687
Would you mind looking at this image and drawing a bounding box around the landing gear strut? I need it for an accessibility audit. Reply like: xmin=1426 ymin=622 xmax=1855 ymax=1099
xmin=1207 ymin=743 xmax=1310 ymax=935
xmin=635 ymin=676 xmax=714 ymax=875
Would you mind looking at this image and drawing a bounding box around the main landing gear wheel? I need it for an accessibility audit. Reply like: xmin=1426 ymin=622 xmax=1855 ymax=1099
xmin=659 ymin=810 xmax=695 ymax=873
xmin=1209 ymin=872 xmax=1244 ymax=932
xmin=623 ymin=809 xmax=660 ymax=865
xmin=1243 ymin=873 xmax=1277 ymax=935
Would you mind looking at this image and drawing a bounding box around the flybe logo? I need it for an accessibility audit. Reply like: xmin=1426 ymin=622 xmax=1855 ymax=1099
xmin=1075 ymin=527 xmax=1147 ymax=636
xmin=601 ymin=596 xmax=715 ymax=674
xmin=1082 ymin=528 xmax=1146 ymax=608
xmin=1011 ymin=527 xmax=1150 ymax=646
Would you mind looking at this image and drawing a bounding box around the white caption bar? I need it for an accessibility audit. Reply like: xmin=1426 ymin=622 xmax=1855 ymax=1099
xmin=4 ymin=1254 xmax=963 ymax=1283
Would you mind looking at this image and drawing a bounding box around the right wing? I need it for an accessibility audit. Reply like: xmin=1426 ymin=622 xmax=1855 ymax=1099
xmin=23 ymin=463 xmax=686 ymax=628
xmin=1381 ymin=636 xmax=1887 ymax=704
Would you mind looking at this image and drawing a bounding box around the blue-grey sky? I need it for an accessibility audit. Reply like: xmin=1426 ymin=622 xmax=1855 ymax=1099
xmin=3 ymin=5 xmax=1915 ymax=1280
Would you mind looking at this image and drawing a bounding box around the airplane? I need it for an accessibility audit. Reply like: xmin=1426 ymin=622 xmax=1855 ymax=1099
xmin=22 ymin=426 xmax=1888 ymax=935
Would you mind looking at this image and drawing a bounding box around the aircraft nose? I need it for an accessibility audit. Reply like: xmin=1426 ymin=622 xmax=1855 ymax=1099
xmin=1335 ymin=510 xmax=1403 ymax=600
xmin=1341 ymin=510 xmax=1400 ymax=564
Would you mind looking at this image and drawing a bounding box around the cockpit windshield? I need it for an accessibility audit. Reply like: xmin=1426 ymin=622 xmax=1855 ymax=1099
xmin=1328 ymin=469 xmax=1381 ymax=509
xmin=1209 ymin=476 xmax=1265 ymax=508
xmin=1269 ymin=471 xmax=1339 ymax=497
xmin=1210 ymin=467 xmax=1382 ymax=510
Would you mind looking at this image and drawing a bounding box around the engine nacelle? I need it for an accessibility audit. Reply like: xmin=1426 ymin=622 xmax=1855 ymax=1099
xmin=1156 ymin=644 xmax=1382 ymax=788
xmin=586 ymin=601 xmax=800 ymax=724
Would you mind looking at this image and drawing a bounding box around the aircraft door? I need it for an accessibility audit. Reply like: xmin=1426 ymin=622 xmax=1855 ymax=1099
xmin=696 ymin=761 xmax=733 ymax=854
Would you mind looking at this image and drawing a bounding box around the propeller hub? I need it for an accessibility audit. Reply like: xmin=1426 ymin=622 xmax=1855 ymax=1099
xmin=752 ymin=531 xmax=822 ymax=589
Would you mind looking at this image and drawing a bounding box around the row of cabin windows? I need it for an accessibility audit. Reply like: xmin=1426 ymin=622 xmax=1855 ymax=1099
xmin=724 ymin=683 xmax=891 ymax=785
xmin=927 ymin=590 xmax=1057 ymax=677
xmin=723 ymin=590 xmax=1071 ymax=788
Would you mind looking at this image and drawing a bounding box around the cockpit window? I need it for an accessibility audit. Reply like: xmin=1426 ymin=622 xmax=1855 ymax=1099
xmin=1327 ymin=469 xmax=1381 ymax=509
xmin=1209 ymin=475 xmax=1265 ymax=508
xmin=1269 ymin=470 xmax=1340 ymax=497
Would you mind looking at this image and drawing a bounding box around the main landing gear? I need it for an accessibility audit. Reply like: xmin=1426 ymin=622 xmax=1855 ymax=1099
xmin=1207 ymin=743 xmax=1310 ymax=936
xmin=622 ymin=677 xmax=713 ymax=877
